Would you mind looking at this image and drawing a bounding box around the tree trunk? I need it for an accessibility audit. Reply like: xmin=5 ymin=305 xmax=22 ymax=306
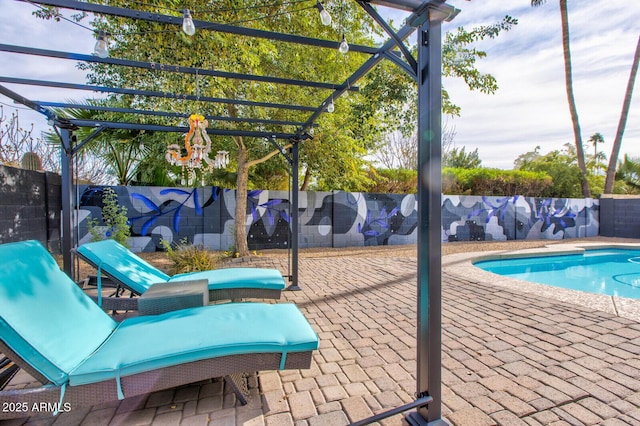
xmin=559 ymin=0 xmax=590 ymax=198
xmin=604 ymin=36 xmax=640 ymax=194
xmin=301 ymin=168 xmax=311 ymax=191
xmin=234 ymin=140 xmax=250 ymax=257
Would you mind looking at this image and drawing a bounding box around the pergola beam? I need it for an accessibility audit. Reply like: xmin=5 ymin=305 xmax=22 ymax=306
xmin=0 ymin=44 xmax=358 ymax=92
xmin=62 ymin=119 xmax=296 ymax=140
xmin=358 ymin=1 xmax=418 ymax=74
xmin=35 ymin=101 xmax=314 ymax=128
xmin=0 ymin=76 xmax=318 ymax=112
xmin=0 ymin=83 xmax=55 ymax=119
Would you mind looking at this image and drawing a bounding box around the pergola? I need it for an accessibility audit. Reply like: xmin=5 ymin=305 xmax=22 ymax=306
xmin=0 ymin=0 xmax=460 ymax=423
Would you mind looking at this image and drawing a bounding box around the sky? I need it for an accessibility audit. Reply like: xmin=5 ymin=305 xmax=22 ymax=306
xmin=0 ymin=0 xmax=639 ymax=170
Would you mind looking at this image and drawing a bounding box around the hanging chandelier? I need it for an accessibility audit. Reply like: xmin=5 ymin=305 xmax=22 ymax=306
xmin=165 ymin=114 xmax=229 ymax=186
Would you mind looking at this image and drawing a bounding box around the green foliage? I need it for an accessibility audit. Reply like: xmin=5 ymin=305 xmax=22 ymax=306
xmin=366 ymin=168 xmax=418 ymax=194
xmin=442 ymin=167 xmax=553 ymax=196
xmin=615 ymin=155 xmax=640 ymax=194
xmin=443 ymin=146 xmax=482 ymax=169
xmin=587 ymin=174 xmax=605 ymax=198
xmin=160 ymin=239 xmax=219 ymax=275
xmin=87 ymin=187 xmax=131 ymax=246
xmin=514 ymin=146 xmax=584 ymax=198
xmin=442 ymin=16 xmax=519 ymax=101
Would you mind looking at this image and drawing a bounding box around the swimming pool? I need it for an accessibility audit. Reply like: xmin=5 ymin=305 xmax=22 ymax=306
xmin=474 ymin=249 xmax=640 ymax=300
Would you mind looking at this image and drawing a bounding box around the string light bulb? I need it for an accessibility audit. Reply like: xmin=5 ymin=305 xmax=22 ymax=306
xmin=338 ymin=35 xmax=349 ymax=54
xmin=93 ymin=30 xmax=109 ymax=58
xmin=316 ymin=1 xmax=332 ymax=26
xmin=326 ymin=98 xmax=335 ymax=113
xmin=182 ymin=9 xmax=196 ymax=36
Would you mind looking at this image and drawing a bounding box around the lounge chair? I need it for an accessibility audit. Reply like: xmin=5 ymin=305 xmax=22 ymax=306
xmin=0 ymin=240 xmax=319 ymax=419
xmin=74 ymin=239 xmax=285 ymax=308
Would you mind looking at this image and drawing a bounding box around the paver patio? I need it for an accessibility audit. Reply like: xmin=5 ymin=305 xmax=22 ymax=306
xmin=3 ymin=247 xmax=640 ymax=425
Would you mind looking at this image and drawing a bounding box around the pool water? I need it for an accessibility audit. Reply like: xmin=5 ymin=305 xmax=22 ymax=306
xmin=474 ymin=249 xmax=640 ymax=300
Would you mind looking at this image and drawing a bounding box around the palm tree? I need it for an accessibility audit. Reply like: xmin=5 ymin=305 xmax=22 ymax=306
xmin=531 ymin=0 xmax=590 ymax=197
xmin=604 ymin=36 xmax=640 ymax=194
xmin=587 ymin=132 xmax=606 ymax=175
xmin=616 ymin=154 xmax=640 ymax=193
xmin=44 ymin=102 xmax=154 ymax=185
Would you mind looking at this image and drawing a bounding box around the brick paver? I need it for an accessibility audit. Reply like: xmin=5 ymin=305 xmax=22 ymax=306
xmin=3 ymin=253 xmax=640 ymax=425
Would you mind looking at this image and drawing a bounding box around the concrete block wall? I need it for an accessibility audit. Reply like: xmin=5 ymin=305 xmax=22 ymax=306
xmin=78 ymin=187 xmax=598 ymax=252
xmin=600 ymin=195 xmax=640 ymax=238
xmin=0 ymin=165 xmax=603 ymax=254
xmin=0 ymin=166 xmax=61 ymax=251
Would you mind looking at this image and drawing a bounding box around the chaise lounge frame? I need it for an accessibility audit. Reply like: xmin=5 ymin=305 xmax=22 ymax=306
xmin=0 ymin=340 xmax=311 ymax=419
xmin=73 ymin=240 xmax=284 ymax=310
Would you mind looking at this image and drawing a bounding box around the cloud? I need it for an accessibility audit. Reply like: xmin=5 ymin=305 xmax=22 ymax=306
xmin=0 ymin=0 xmax=94 ymax=134
xmin=443 ymin=0 xmax=640 ymax=168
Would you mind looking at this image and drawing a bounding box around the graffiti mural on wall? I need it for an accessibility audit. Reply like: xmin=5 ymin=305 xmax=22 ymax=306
xmin=79 ymin=186 xmax=227 ymax=252
xmin=443 ymin=195 xmax=598 ymax=242
xmin=77 ymin=186 xmax=599 ymax=252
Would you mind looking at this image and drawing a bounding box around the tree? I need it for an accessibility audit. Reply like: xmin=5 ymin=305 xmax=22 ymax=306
xmin=372 ymin=16 xmax=516 ymax=170
xmin=0 ymin=106 xmax=112 ymax=182
xmin=514 ymin=144 xmax=583 ymax=198
xmin=37 ymin=4 xmax=515 ymax=256
xmin=375 ymin=120 xmax=456 ymax=170
xmin=586 ymin=132 xmax=606 ymax=176
xmin=531 ymin=0 xmax=590 ymax=197
xmin=44 ymin=104 xmax=149 ymax=185
xmin=375 ymin=132 xmax=417 ymax=170
xmin=616 ymin=155 xmax=640 ymax=193
xmin=442 ymin=16 xmax=519 ymax=104
xmin=41 ymin=0 xmax=382 ymax=256
xmin=443 ymin=146 xmax=481 ymax=169
xmin=0 ymin=105 xmax=38 ymax=167
xmin=604 ymin=36 xmax=640 ymax=194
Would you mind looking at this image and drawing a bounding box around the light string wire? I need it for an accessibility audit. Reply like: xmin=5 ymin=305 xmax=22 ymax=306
xmin=125 ymin=0 xmax=312 ymax=15
xmin=25 ymin=0 xmax=320 ymax=37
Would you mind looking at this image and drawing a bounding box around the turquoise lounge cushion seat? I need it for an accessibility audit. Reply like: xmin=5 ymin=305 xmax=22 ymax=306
xmin=169 ymin=268 xmax=284 ymax=290
xmin=76 ymin=239 xmax=285 ymax=294
xmin=0 ymin=240 xmax=318 ymax=395
xmin=69 ymin=303 xmax=319 ymax=386
xmin=0 ymin=241 xmax=117 ymax=385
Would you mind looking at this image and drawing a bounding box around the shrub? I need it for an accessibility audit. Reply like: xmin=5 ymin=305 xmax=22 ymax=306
xmin=87 ymin=187 xmax=131 ymax=246
xmin=367 ymin=168 xmax=418 ymax=194
xmin=442 ymin=168 xmax=553 ymax=196
xmin=161 ymin=239 xmax=219 ymax=275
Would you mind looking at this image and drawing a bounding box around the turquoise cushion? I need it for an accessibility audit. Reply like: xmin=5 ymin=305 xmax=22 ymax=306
xmin=0 ymin=241 xmax=117 ymax=385
xmin=170 ymin=268 xmax=285 ymax=290
xmin=76 ymin=240 xmax=170 ymax=294
xmin=69 ymin=303 xmax=319 ymax=386
xmin=78 ymin=240 xmax=286 ymax=293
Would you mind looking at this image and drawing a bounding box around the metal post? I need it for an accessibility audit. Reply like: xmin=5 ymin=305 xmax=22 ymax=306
xmin=407 ymin=11 xmax=445 ymax=426
xmin=59 ymin=127 xmax=75 ymax=278
xmin=287 ymin=140 xmax=301 ymax=290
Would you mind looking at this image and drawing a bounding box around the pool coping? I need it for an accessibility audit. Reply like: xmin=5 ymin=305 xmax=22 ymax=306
xmin=442 ymin=242 xmax=640 ymax=322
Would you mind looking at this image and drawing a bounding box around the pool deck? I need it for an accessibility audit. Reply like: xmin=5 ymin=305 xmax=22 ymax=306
xmin=3 ymin=242 xmax=640 ymax=425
